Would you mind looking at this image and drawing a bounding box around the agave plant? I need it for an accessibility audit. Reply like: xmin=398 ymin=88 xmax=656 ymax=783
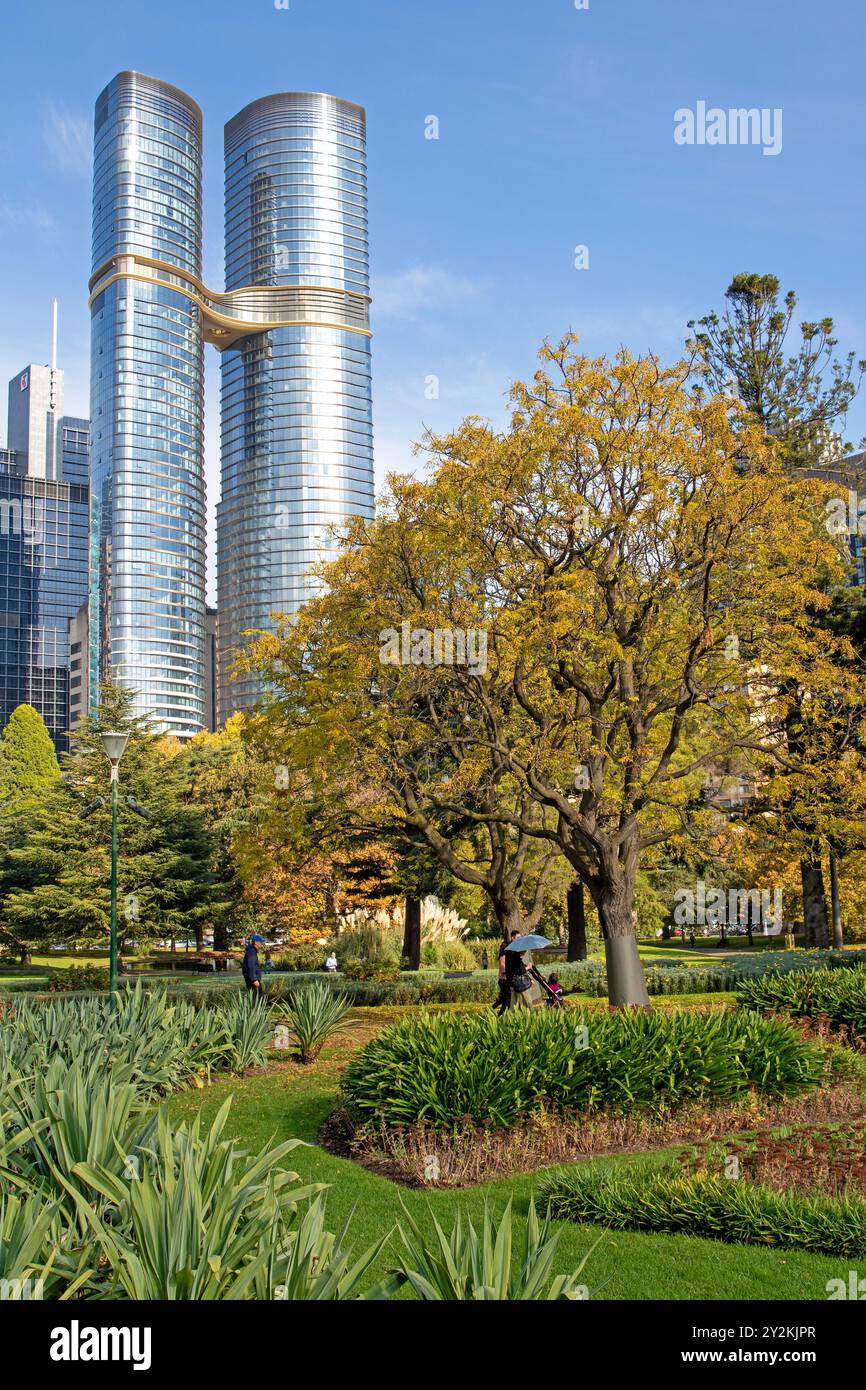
xmin=275 ymin=981 xmax=350 ymax=1062
xmin=0 ymin=1192 xmax=93 ymax=1300
xmin=223 ymin=993 xmax=272 ymax=1073
xmin=392 ymin=1199 xmax=594 ymax=1300
xmin=67 ymin=1099 xmax=325 ymax=1299
xmin=264 ymin=1198 xmax=402 ymax=1300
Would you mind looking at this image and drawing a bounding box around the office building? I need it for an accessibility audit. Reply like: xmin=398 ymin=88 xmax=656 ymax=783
xmin=0 ymin=364 xmax=90 ymax=750
xmin=89 ymin=72 xmax=207 ymax=739
xmin=216 ymin=93 xmax=374 ymax=719
xmin=89 ymin=75 xmax=374 ymax=731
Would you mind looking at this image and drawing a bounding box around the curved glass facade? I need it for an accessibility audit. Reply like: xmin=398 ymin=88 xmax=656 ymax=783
xmin=89 ymin=72 xmax=206 ymax=737
xmin=217 ymin=94 xmax=374 ymax=717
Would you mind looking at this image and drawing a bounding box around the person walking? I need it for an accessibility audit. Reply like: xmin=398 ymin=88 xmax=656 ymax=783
xmin=242 ymin=934 xmax=265 ymax=1000
xmin=506 ymin=932 xmax=543 ymax=1009
xmin=493 ymin=939 xmax=510 ymax=1015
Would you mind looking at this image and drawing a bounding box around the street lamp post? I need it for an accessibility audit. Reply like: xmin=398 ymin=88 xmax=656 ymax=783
xmin=101 ymin=732 xmax=130 ymax=993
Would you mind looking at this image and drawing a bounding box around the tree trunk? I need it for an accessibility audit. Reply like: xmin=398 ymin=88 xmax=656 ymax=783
xmin=801 ymin=859 xmax=829 ymax=949
xmin=603 ymin=931 xmax=650 ymax=1009
xmin=402 ymin=894 xmax=421 ymax=971
xmin=595 ymin=879 xmax=650 ymax=1008
xmin=494 ymin=896 xmax=526 ymax=941
xmin=566 ymin=879 xmax=587 ymax=961
xmin=828 ymin=852 xmax=844 ymax=950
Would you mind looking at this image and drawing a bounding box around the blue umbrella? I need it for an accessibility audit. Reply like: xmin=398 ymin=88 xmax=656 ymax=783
xmin=504 ymin=934 xmax=552 ymax=952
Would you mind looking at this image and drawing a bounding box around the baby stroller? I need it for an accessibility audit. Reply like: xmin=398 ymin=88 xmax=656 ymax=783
xmin=529 ymin=966 xmax=567 ymax=1008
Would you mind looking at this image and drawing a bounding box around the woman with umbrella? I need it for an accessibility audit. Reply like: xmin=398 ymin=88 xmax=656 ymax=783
xmin=504 ymin=932 xmax=551 ymax=1008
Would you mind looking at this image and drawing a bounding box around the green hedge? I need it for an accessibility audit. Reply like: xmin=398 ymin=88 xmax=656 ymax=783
xmin=539 ymin=1164 xmax=866 ymax=1258
xmin=737 ymin=963 xmax=866 ymax=1040
xmin=342 ymin=1007 xmax=822 ymax=1128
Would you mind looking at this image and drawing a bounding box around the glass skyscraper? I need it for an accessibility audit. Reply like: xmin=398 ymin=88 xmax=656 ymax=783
xmin=89 ymin=72 xmax=207 ymax=738
xmin=216 ymin=94 xmax=374 ymax=718
xmin=0 ymin=365 xmax=90 ymax=751
xmin=88 ymin=76 xmax=374 ymax=731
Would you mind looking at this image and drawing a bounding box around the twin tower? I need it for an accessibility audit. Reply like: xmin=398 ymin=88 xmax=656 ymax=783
xmin=89 ymin=72 xmax=374 ymax=736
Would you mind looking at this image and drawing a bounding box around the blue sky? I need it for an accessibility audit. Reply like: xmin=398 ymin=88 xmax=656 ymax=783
xmin=2 ymin=0 xmax=864 ymax=597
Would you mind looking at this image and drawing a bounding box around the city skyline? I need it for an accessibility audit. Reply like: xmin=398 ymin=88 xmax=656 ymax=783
xmin=3 ymin=0 xmax=865 ymax=619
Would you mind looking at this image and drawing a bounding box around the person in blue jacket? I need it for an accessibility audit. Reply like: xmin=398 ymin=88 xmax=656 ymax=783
xmin=242 ymin=935 xmax=265 ymax=998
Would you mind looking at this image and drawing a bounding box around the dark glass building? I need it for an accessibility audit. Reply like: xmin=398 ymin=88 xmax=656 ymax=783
xmin=0 ymin=364 xmax=90 ymax=751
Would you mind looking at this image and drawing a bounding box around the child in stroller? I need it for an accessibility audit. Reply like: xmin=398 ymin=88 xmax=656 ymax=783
xmin=528 ymin=965 xmax=566 ymax=1007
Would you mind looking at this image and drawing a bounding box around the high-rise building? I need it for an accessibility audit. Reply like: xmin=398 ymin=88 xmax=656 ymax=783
xmin=215 ymin=94 xmax=374 ymax=719
xmin=88 ymin=75 xmax=375 ymax=732
xmin=88 ymin=72 xmax=207 ymax=739
xmin=204 ymin=604 xmax=218 ymax=733
xmin=68 ymin=601 xmax=89 ymax=734
xmin=0 ymin=364 xmax=90 ymax=750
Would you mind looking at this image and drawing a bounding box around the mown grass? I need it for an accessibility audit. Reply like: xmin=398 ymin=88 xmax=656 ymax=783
xmin=165 ymin=1005 xmax=853 ymax=1300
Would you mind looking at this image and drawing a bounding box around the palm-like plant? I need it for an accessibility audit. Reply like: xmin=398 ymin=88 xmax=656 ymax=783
xmin=268 ymin=1198 xmax=401 ymax=1300
xmin=223 ymin=993 xmax=272 ymax=1073
xmin=68 ymin=1099 xmax=325 ymax=1299
xmin=392 ymin=1200 xmax=595 ymax=1300
xmin=275 ymin=981 xmax=350 ymax=1062
xmin=0 ymin=1192 xmax=93 ymax=1300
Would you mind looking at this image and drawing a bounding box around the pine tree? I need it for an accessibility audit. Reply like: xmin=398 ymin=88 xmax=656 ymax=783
xmin=0 ymin=685 xmax=224 ymax=957
xmin=688 ymin=274 xmax=866 ymax=945
xmin=0 ymin=704 xmax=60 ymax=797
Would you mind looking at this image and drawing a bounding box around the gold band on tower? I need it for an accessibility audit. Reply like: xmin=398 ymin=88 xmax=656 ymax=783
xmin=88 ymin=253 xmax=372 ymax=349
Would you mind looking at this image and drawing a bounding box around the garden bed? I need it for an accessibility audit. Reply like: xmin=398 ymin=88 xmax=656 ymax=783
xmin=325 ymin=1080 xmax=866 ymax=1189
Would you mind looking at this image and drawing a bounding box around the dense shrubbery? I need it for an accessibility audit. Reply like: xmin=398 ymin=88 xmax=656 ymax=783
xmin=0 ymin=984 xmax=271 ymax=1098
xmin=271 ymin=943 xmax=329 ymax=973
xmin=47 ymin=964 xmax=110 ymax=992
xmin=342 ymin=1008 xmax=823 ymax=1129
xmin=539 ymin=1164 xmax=866 ymax=1258
xmin=737 ymin=964 xmax=866 ymax=1042
xmin=341 ymin=956 xmax=402 ymax=982
xmin=420 ymin=939 xmax=477 ymax=971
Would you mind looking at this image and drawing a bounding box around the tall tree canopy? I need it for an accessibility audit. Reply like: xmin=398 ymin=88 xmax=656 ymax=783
xmin=247 ymin=337 xmax=851 ymax=1006
xmin=0 ymin=686 xmax=222 ymax=955
xmin=689 ymin=273 xmax=866 ymax=944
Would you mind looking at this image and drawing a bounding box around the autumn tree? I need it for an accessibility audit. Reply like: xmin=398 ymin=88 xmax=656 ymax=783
xmin=248 ymin=337 xmax=850 ymax=1005
xmin=689 ymin=273 xmax=866 ymax=941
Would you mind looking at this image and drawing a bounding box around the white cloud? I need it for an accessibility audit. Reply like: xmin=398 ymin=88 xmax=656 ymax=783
xmin=372 ymin=266 xmax=481 ymax=321
xmin=0 ymin=197 xmax=56 ymax=233
xmin=42 ymin=103 xmax=91 ymax=176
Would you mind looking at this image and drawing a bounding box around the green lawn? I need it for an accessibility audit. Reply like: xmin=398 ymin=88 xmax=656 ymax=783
xmin=165 ymin=1008 xmax=851 ymax=1300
